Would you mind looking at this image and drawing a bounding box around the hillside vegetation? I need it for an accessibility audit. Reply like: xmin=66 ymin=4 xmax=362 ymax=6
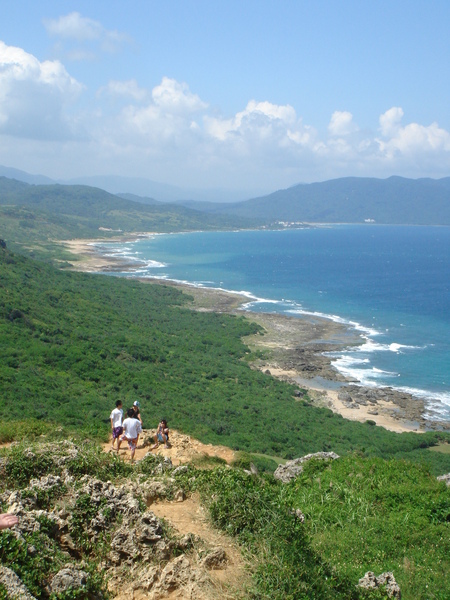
xmin=1 ymin=244 xmax=449 ymax=473
xmin=0 ymin=177 xmax=258 ymax=256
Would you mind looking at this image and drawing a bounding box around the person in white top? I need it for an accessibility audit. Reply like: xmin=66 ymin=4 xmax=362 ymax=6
xmin=110 ymin=400 xmax=124 ymax=450
xmin=117 ymin=408 xmax=143 ymax=461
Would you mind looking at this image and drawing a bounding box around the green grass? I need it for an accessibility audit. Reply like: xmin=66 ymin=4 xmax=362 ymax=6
xmin=429 ymin=443 xmax=450 ymax=454
xmin=174 ymin=456 xmax=450 ymax=600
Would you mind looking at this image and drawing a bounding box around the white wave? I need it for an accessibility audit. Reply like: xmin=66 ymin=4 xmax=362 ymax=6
xmin=287 ymin=308 xmax=380 ymax=337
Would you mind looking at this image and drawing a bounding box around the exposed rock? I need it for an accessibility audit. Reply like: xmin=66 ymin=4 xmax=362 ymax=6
xmin=172 ymin=465 xmax=189 ymax=476
xmin=274 ymin=452 xmax=340 ymax=483
xmin=50 ymin=565 xmax=88 ymax=594
xmin=142 ymin=480 xmax=172 ymax=504
xmin=437 ymin=473 xmax=450 ymax=486
xmin=109 ymin=511 xmax=164 ymax=565
xmin=249 ymin=462 xmax=259 ymax=475
xmin=174 ymin=489 xmax=186 ymax=502
xmin=0 ymin=566 xmax=36 ymax=600
xmin=150 ymin=555 xmax=208 ymax=597
xmin=29 ymin=474 xmax=63 ymax=491
xmin=201 ymin=547 xmax=228 ymax=569
xmin=357 ymin=571 xmax=401 ymax=598
xmin=292 ymin=508 xmax=305 ymax=522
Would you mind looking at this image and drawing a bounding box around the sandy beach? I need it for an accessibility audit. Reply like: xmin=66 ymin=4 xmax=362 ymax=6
xmin=62 ymin=236 xmax=447 ymax=434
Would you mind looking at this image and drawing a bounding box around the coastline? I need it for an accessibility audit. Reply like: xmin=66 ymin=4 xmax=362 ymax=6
xmin=61 ymin=236 xmax=448 ymax=434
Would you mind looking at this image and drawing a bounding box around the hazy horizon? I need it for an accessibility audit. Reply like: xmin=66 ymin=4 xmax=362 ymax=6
xmin=1 ymin=1 xmax=449 ymax=195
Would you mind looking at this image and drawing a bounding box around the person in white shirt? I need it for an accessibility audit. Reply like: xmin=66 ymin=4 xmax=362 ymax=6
xmin=110 ymin=400 xmax=124 ymax=450
xmin=117 ymin=408 xmax=143 ymax=461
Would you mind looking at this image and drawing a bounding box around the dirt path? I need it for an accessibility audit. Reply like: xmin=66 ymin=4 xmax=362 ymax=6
xmin=104 ymin=430 xmax=249 ymax=599
xmin=103 ymin=429 xmax=236 ymax=465
xmin=151 ymin=495 xmax=249 ymax=589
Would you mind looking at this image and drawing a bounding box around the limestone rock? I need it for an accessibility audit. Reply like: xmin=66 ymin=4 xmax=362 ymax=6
xmin=437 ymin=473 xmax=450 ymax=486
xmin=201 ymin=547 xmax=227 ymax=569
xmin=358 ymin=571 xmax=401 ymax=599
xmin=0 ymin=566 xmax=36 ymax=600
xmin=50 ymin=565 xmax=88 ymax=594
xmin=174 ymin=489 xmax=186 ymax=502
xmin=274 ymin=452 xmax=340 ymax=483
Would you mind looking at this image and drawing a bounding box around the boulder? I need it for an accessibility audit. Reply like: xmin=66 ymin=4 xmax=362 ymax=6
xmin=50 ymin=565 xmax=88 ymax=594
xmin=274 ymin=452 xmax=340 ymax=483
xmin=357 ymin=571 xmax=401 ymax=599
xmin=200 ymin=547 xmax=227 ymax=569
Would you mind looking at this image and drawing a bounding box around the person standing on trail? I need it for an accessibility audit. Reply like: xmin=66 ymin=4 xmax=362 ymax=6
xmin=117 ymin=408 xmax=143 ymax=461
xmin=131 ymin=400 xmax=143 ymax=426
xmin=110 ymin=400 xmax=124 ymax=451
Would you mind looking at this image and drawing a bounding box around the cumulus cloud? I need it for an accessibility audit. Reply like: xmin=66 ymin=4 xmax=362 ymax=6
xmin=377 ymin=107 xmax=450 ymax=162
xmin=1 ymin=41 xmax=449 ymax=189
xmin=0 ymin=41 xmax=83 ymax=139
xmin=43 ymin=12 xmax=131 ymax=57
xmin=379 ymin=106 xmax=404 ymax=137
xmin=152 ymin=77 xmax=208 ymax=114
xmin=328 ymin=111 xmax=358 ymax=136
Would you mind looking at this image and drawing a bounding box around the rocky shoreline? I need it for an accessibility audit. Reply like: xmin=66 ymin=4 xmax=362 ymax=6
xmin=62 ymin=237 xmax=449 ymax=434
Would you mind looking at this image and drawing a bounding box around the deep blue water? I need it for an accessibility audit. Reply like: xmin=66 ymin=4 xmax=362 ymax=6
xmin=96 ymin=225 xmax=450 ymax=420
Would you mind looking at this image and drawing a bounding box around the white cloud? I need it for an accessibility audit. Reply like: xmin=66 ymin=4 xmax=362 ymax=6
xmin=43 ymin=12 xmax=131 ymax=57
xmin=328 ymin=111 xmax=358 ymax=136
xmin=379 ymin=107 xmax=404 ymax=137
xmin=44 ymin=12 xmax=103 ymax=41
xmin=152 ymin=77 xmax=208 ymax=114
xmin=0 ymin=41 xmax=83 ymax=139
xmin=98 ymin=79 xmax=148 ymax=102
xmin=377 ymin=120 xmax=450 ymax=162
xmin=1 ymin=42 xmax=449 ymax=189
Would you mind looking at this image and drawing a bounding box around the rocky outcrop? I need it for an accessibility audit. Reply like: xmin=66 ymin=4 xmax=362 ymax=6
xmin=50 ymin=565 xmax=88 ymax=594
xmin=437 ymin=473 xmax=450 ymax=486
xmin=357 ymin=571 xmax=401 ymax=598
xmin=0 ymin=567 xmax=36 ymax=600
xmin=274 ymin=452 xmax=340 ymax=483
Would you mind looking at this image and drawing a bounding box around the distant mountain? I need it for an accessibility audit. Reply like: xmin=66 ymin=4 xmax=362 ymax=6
xmin=0 ymin=177 xmax=258 ymax=239
xmin=64 ymin=175 xmax=188 ymax=204
xmin=117 ymin=192 xmax=163 ymax=206
xmin=62 ymin=174 xmax=254 ymax=203
xmin=209 ymin=176 xmax=450 ymax=225
xmin=0 ymin=165 xmax=55 ymax=185
xmin=0 ymin=165 xmax=263 ymax=203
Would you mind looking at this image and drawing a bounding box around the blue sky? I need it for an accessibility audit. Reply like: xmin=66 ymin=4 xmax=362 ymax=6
xmin=0 ymin=0 xmax=449 ymax=197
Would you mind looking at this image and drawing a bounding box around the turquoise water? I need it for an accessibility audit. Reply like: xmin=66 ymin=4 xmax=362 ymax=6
xmin=96 ymin=225 xmax=450 ymax=421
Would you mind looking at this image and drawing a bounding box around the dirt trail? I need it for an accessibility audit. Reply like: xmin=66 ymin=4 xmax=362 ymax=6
xmin=104 ymin=431 xmax=249 ymax=599
xmin=103 ymin=429 xmax=236 ymax=465
xmin=151 ymin=495 xmax=249 ymax=590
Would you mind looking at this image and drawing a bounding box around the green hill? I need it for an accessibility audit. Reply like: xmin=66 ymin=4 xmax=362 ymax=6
xmin=0 ymin=177 xmax=259 ymax=245
xmin=207 ymin=176 xmax=450 ymax=225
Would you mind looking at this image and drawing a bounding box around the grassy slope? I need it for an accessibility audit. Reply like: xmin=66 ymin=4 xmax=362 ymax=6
xmin=1 ymin=246 xmax=449 ymax=475
xmin=182 ymin=456 xmax=449 ymax=600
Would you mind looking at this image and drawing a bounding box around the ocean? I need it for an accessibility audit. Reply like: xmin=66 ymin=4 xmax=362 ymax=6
xmin=95 ymin=225 xmax=450 ymax=421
